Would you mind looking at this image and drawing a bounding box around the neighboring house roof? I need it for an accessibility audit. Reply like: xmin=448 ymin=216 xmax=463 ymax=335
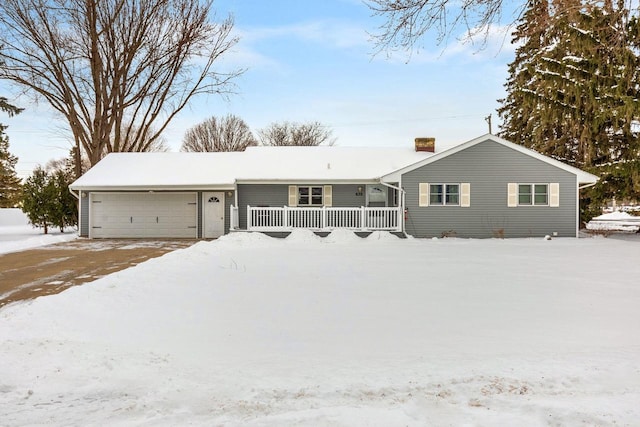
xmin=70 ymin=146 xmax=433 ymax=190
xmin=382 ymin=134 xmax=599 ymax=185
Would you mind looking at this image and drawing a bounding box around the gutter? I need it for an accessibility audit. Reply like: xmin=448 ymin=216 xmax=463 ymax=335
xmin=578 ymin=182 xmax=597 ymax=190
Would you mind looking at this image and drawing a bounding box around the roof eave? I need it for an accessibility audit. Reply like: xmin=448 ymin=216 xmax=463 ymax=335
xmin=70 ymin=184 xmax=236 ymax=191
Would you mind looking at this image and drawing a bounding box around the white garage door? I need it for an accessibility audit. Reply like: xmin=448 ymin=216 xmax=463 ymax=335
xmin=90 ymin=192 xmax=197 ymax=238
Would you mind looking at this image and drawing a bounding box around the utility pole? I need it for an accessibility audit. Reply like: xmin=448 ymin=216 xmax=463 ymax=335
xmin=485 ymin=114 xmax=493 ymax=134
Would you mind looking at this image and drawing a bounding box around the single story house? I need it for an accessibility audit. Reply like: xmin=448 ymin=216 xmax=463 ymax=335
xmin=69 ymin=134 xmax=598 ymax=239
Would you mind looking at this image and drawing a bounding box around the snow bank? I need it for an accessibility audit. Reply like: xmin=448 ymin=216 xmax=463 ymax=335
xmin=594 ymin=211 xmax=634 ymax=220
xmin=587 ymin=211 xmax=640 ymax=232
xmin=1 ymin=233 xmax=639 ymax=425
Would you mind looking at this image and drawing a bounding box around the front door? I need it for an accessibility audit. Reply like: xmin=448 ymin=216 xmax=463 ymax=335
xmin=203 ymin=192 xmax=225 ymax=238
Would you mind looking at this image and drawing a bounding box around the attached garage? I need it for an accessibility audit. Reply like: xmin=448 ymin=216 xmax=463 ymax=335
xmin=89 ymin=192 xmax=197 ymax=238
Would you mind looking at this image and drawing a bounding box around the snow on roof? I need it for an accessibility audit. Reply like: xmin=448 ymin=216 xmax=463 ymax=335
xmin=70 ymin=146 xmax=433 ymax=190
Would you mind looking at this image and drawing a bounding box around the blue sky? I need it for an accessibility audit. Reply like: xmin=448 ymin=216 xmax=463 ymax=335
xmin=2 ymin=0 xmax=518 ymax=177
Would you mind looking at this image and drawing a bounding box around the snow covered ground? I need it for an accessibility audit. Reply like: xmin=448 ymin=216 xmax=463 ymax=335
xmin=0 ymin=208 xmax=77 ymax=254
xmin=1 ymin=229 xmax=639 ymax=426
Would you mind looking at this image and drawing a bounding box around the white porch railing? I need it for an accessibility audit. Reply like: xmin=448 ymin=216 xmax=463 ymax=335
xmin=235 ymin=205 xmax=402 ymax=232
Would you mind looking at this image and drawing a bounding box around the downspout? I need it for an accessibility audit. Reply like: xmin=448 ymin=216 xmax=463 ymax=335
xmin=233 ymin=181 xmax=239 ymax=231
xmin=576 ymin=180 xmax=598 ymax=237
xmin=378 ymin=180 xmax=407 ymax=236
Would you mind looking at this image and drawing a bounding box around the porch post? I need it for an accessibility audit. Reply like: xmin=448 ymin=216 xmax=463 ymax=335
xmin=360 ymin=206 xmax=366 ymax=231
xmin=247 ymin=205 xmax=251 ymax=231
xmin=322 ymin=206 xmax=327 ymax=230
xmin=400 ymin=191 xmax=406 ymax=232
xmin=283 ymin=206 xmax=288 ymax=229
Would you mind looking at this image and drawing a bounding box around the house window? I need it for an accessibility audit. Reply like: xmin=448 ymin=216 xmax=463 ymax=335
xmin=429 ymin=184 xmax=459 ymax=206
xmin=518 ymin=184 xmax=548 ymax=206
xmin=298 ymin=186 xmax=323 ymax=206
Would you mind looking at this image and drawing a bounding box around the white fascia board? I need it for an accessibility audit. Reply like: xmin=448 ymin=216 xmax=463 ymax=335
xmin=235 ymin=179 xmax=379 ymax=185
xmin=70 ymin=184 xmax=236 ymax=191
xmin=381 ymin=133 xmax=599 ymax=185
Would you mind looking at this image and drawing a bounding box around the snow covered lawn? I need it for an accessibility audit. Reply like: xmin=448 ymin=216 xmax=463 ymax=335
xmin=1 ymin=231 xmax=639 ymax=426
xmin=0 ymin=208 xmax=76 ymax=254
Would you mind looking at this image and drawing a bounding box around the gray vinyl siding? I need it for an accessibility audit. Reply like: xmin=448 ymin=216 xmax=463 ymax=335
xmin=402 ymin=140 xmax=578 ymax=238
xmin=237 ymin=184 xmax=366 ymax=229
xmin=80 ymin=191 xmax=89 ymax=237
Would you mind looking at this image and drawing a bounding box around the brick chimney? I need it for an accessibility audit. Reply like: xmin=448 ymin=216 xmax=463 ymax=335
xmin=415 ymin=137 xmax=435 ymax=153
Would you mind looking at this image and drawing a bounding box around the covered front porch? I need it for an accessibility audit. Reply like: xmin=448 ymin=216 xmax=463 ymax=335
xmin=230 ymin=205 xmax=404 ymax=232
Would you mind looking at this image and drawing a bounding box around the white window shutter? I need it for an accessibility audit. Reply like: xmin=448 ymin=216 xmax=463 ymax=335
xmin=323 ymin=185 xmax=333 ymax=206
xmin=549 ymin=183 xmax=560 ymax=207
xmin=507 ymin=183 xmax=518 ymax=207
xmin=288 ymin=185 xmax=297 ymax=207
xmin=460 ymin=183 xmax=471 ymax=207
xmin=418 ymin=183 xmax=429 ymax=207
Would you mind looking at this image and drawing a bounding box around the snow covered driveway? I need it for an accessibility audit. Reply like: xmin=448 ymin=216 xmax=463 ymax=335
xmin=1 ymin=231 xmax=639 ymax=426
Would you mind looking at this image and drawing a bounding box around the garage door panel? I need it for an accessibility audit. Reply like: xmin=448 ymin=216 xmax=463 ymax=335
xmin=90 ymin=193 xmax=197 ymax=238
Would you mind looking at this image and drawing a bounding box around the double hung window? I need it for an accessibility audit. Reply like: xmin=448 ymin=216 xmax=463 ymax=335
xmin=429 ymin=184 xmax=459 ymax=206
xmin=298 ymin=186 xmax=323 ymax=206
xmin=518 ymin=184 xmax=548 ymax=206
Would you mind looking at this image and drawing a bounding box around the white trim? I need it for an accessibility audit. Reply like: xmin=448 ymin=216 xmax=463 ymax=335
xmin=426 ymin=183 xmax=461 ymax=206
xmin=71 ymin=185 xmax=235 ymax=191
xmin=235 ymin=179 xmax=380 ymax=185
xmin=382 ymin=134 xmax=598 ymax=185
xmin=510 ymin=183 xmax=554 ymax=207
xmin=576 ymin=177 xmax=580 ymax=237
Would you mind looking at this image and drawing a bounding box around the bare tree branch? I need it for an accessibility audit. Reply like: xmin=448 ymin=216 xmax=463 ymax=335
xmin=181 ymin=114 xmax=257 ymax=152
xmin=258 ymin=121 xmax=336 ymax=146
xmin=366 ymin=0 xmax=529 ymax=54
xmin=0 ymin=0 xmax=242 ymax=176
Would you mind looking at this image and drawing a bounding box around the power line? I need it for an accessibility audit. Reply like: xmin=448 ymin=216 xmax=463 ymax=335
xmin=329 ymin=113 xmax=489 ymax=128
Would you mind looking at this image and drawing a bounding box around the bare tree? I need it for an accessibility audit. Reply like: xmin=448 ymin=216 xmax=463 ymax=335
xmin=0 ymin=0 xmax=242 ymax=177
xmin=181 ymin=114 xmax=257 ymax=152
xmin=258 ymin=121 xmax=335 ymax=146
xmin=366 ymin=0 xmax=527 ymax=52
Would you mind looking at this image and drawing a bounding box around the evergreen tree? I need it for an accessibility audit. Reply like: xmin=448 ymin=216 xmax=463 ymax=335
xmin=0 ymin=125 xmax=22 ymax=207
xmin=50 ymin=167 xmax=78 ymax=232
xmin=0 ymin=97 xmax=23 ymax=207
xmin=498 ymin=0 xmax=640 ymax=213
xmin=22 ymin=167 xmax=58 ymax=234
